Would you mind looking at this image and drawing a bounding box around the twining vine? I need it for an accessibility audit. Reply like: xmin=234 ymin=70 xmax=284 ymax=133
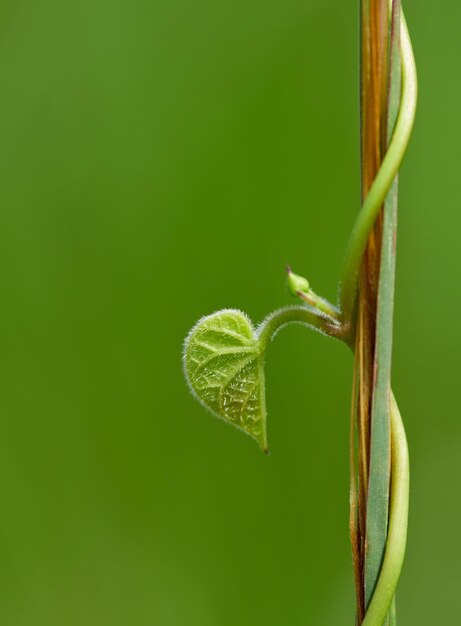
xmin=183 ymin=4 xmax=416 ymax=625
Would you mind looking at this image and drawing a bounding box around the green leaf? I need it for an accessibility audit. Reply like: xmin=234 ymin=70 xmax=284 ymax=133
xmin=183 ymin=310 xmax=268 ymax=451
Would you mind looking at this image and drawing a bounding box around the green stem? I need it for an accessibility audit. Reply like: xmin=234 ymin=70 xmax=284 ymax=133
xmin=297 ymin=289 xmax=341 ymax=321
xmin=257 ymin=306 xmax=344 ymax=347
xmin=361 ymin=393 xmax=409 ymax=626
xmin=339 ymin=8 xmax=417 ymax=325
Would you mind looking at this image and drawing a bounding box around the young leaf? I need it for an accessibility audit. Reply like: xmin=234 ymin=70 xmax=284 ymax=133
xmin=183 ymin=310 xmax=268 ymax=451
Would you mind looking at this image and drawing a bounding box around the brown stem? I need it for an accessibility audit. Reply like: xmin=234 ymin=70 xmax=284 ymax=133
xmin=351 ymin=0 xmax=391 ymax=621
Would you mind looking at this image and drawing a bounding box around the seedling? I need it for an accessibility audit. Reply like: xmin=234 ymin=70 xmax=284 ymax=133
xmin=183 ymin=2 xmax=416 ymax=624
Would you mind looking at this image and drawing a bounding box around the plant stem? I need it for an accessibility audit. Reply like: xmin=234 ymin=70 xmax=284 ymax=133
xmin=361 ymin=393 xmax=409 ymax=626
xmin=296 ymin=290 xmax=341 ymax=321
xmin=257 ymin=306 xmax=345 ymax=348
xmin=339 ymin=9 xmax=417 ymax=326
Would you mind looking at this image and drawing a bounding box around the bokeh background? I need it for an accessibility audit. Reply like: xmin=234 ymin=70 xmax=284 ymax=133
xmin=0 ymin=1 xmax=458 ymax=624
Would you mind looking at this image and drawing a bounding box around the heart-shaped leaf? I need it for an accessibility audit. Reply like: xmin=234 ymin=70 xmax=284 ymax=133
xmin=183 ymin=309 xmax=268 ymax=451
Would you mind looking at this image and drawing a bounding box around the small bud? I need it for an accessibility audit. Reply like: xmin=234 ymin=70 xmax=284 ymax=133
xmin=286 ymin=267 xmax=310 ymax=296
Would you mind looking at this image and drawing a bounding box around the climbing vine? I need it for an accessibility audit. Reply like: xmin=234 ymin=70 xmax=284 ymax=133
xmin=183 ymin=3 xmax=417 ymax=624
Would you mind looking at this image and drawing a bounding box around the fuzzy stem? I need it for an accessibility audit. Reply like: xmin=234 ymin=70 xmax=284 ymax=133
xmin=257 ymin=306 xmax=345 ymax=347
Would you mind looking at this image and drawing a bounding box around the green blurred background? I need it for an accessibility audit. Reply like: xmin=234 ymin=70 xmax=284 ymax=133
xmin=0 ymin=1 xmax=458 ymax=624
